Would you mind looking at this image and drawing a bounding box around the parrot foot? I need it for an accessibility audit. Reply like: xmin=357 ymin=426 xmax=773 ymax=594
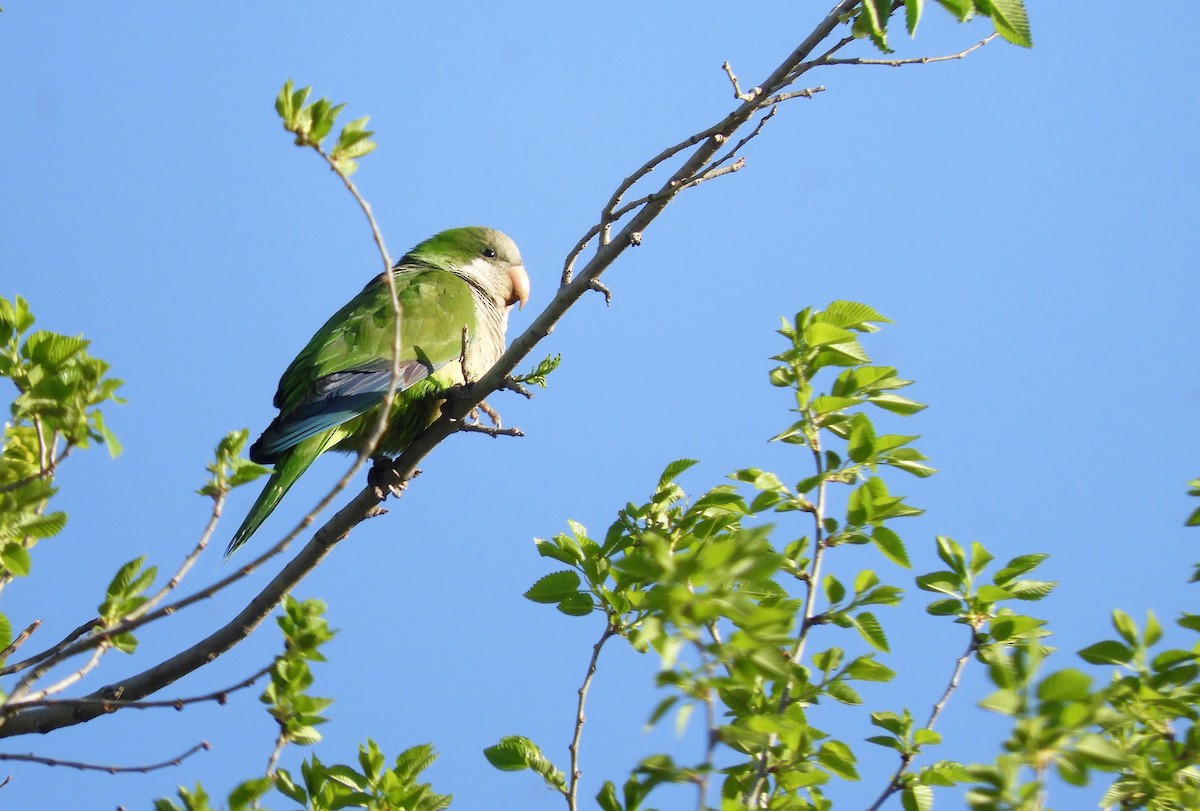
xmin=367 ymin=457 xmax=420 ymax=499
xmin=477 ymin=400 xmax=502 ymax=427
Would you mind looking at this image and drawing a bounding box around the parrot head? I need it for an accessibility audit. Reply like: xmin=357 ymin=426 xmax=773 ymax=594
xmin=411 ymin=226 xmax=530 ymax=310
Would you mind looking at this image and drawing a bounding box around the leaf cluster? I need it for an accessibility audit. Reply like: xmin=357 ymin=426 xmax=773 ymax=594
xmin=276 ymin=80 xmax=378 ymax=176
xmin=261 ymin=596 xmax=336 ymax=750
xmin=498 ymin=303 xmax=958 ymax=809
xmin=851 ymin=0 xmax=1032 ymax=52
xmin=198 ymin=429 xmax=271 ymax=499
xmin=0 ymin=296 xmax=123 ymax=584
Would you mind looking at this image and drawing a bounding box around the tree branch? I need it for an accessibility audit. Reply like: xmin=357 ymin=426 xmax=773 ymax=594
xmin=567 ymin=621 xmax=617 ymax=811
xmin=0 ymin=740 xmax=209 ymax=774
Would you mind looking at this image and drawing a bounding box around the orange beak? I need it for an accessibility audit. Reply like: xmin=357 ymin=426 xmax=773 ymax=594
xmin=507 ymin=264 xmax=530 ymax=309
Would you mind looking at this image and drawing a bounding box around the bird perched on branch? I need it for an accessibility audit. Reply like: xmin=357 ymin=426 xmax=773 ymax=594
xmin=226 ymin=226 xmax=530 ymax=556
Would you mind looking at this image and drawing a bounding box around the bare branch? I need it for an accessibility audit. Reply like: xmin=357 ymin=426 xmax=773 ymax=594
xmin=0 ymin=621 xmax=41 ymax=665
xmin=567 ymin=622 xmax=617 ymax=811
xmin=455 ymin=422 xmax=523 ymax=439
xmin=808 ymin=33 xmax=999 ymax=69
xmin=722 ymin=61 xmax=761 ymax=102
xmin=0 ymin=741 xmax=209 ymax=774
xmin=5 ymin=665 xmax=270 ymax=714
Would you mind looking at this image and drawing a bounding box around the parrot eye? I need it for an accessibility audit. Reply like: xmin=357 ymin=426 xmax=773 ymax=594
xmin=483 ymin=248 xmax=497 ymax=259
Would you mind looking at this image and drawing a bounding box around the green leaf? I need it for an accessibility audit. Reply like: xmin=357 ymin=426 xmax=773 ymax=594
xmin=933 ymin=0 xmax=974 ymax=21
xmin=556 ymin=593 xmax=594 ymax=617
xmin=1076 ymin=640 xmax=1132 ymax=666
xmin=1036 ymin=669 xmax=1091 ymax=702
xmin=596 ymin=781 xmax=622 ymax=811
xmin=523 ymin=570 xmax=581 ymax=604
xmin=854 ymin=612 xmax=890 ymax=652
xmin=847 ymin=414 xmax=876 ymax=463
xmin=902 ymin=783 xmax=933 ymax=811
xmin=1 ymin=543 xmax=31 ymax=577
xmin=992 ymin=553 xmax=1048 ymax=585
xmin=1112 ymin=609 xmax=1138 ymax=645
xmin=978 ymin=0 xmax=1032 ymax=47
xmin=871 ymin=526 xmax=910 ymax=568
xmin=868 ymin=393 xmax=926 ymax=415
xmin=816 ymin=740 xmax=859 ymax=780
xmin=915 ymin=571 xmax=960 ymax=596
xmin=820 ymin=301 xmax=889 ymax=328
xmin=658 ymin=458 xmax=699 ymax=487
xmin=904 ymin=0 xmax=924 ymax=36
xmin=483 ymin=736 xmax=565 ymax=792
xmin=0 ymin=612 xmax=11 ymax=656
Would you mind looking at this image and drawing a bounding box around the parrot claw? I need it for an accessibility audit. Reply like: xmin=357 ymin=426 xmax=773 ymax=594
xmin=368 ymin=457 xmax=418 ymax=499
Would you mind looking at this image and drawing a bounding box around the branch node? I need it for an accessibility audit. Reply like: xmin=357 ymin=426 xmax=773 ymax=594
xmin=502 ymin=377 xmax=534 ymax=400
xmin=588 ymin=279 xmax=613 ymax=306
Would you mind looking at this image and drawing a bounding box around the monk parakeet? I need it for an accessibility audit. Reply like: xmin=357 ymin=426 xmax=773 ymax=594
xmin=226 ymin=226 xmax=530 ymax=556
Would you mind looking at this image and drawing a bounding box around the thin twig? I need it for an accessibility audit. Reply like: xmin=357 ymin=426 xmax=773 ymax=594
xmin=807 ymin=33 xmax=998 ymax=69
xmin=266 ymin=729 xmax=288 ymax=777
xmin=863 ymin=621 xmax=981 ymax=811
xmin=567 ymin=622 xmax=617 ymax=811
xmin=0 ymin=620 xmax=41 ymax=665
xmin=5 ymin=665 xmax=271 ymax=713
xmin=127 ymin=490 xmax=226 ymax=622
xmin=7 ymin=643 xmax=108 ymax=706
xmin=455 ymin=422 xmax=523 ymax=439
xmin=722 ymin=61 xmax=761 ymax=102
xmin=0 ymin=741 xmax=209 ymax=773
xmin=0 ymin=447 xmax=70 ymax=495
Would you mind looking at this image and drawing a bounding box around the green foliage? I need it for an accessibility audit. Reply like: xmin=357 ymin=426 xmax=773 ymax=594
xmin=198 ymin=429 xmax=271 ymax=499
xmin=268 ymin=743 xmax=452 ymax=811
xmin=276 ymin=79 xmax=378 ymax=176
xmin=966 ymin=609 xmax=1200 ymax=810
xmin=513 ymin=353 xmax=562 ymax=389
xmin=851 ymin=0 xmax=1032 ymax=52
xmin=494 ymin=303 xmax=957 ymax=808
xmin=261 ymin=596 xmax=336 ymax=749
xmin=0 ymin=295 xmax=124 ymax=586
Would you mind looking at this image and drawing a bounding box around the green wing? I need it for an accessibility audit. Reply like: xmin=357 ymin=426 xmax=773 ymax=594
xmin=252 ymin=267 xmax=477 ymax=463
xmin=226 ymin=266 xmax=476 ymax=555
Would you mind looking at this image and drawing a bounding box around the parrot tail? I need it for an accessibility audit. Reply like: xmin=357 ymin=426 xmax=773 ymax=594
xmin=225 ymin=433 xmax=332 ymax=557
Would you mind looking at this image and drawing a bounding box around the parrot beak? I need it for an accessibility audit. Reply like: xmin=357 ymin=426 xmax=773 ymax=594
xmin=507 ymin=264 xmax=530 ymax=309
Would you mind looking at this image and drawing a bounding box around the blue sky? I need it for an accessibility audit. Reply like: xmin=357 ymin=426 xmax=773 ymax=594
xmin=2 ymin=3 xmax=1197 ymax=809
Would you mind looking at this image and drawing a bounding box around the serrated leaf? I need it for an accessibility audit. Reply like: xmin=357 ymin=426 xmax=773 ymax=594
xmin=904 ymin=0 xmax=924 ymax=35
xmin=523 ymin=570 xmax=581 ymax=604
xmin=981 ymin=0 xmax=1032 ymax=47
xmin=854 ymin=612 xmax=890 ymax=652
xmin=1007 ymin=579 xmax=1055 ymax=601
xmin=871 ymin=526 xmax=910 ymax=568
xmin=556 ymin=593 xmax=594 ymax=617
xmin=658 ymin=458 xmax=698 ymax=487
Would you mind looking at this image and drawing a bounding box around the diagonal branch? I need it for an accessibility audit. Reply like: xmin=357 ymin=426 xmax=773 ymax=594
xmin=0 ymin=0 xmax=1003 ymax=740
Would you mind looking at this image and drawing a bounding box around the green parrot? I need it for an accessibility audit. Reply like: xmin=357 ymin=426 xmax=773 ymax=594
xmin=226 ymin=226 xmax=530 ymax=556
